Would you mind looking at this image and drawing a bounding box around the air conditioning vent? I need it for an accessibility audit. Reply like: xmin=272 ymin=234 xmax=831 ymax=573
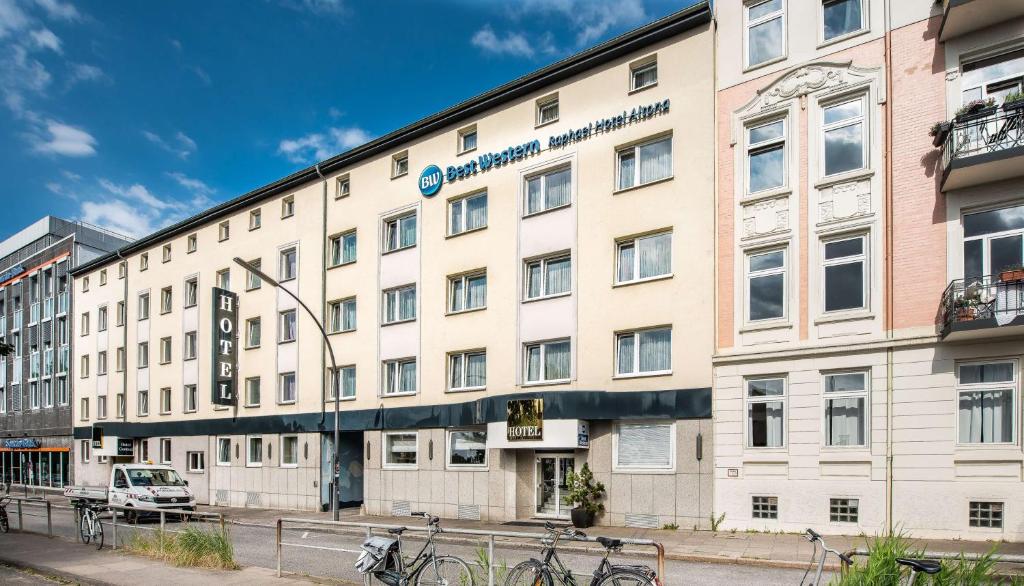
xmin=457 ymin=505 xmax=480 ymax=521
xmin=245 ymin=491 xmax=262 ymax=507
xmin=624 ymin=513 xmax=659 ymax=529
xmin=392 ymin=500 xmax=411 ymax=516
xmin=216 ymin=490 xmax=229 ymax=506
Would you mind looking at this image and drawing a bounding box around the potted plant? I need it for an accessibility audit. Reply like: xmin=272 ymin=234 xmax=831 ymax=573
xmin=955 ymin=97 xmax=996 ymax=122
xmin=954 ymin=296 xmax=979 ymax=321
xmin=929 ymin=120 xmax=952 ymax=147
xmin=1002 ymin=91 xmax=1024 ymax=112
xmin=564 ymin=463 xmax=605 ymax=529
xmin=999 ymin=263 xmax=1024 ymax=283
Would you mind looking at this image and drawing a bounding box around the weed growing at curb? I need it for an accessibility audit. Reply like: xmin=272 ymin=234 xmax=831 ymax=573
xmin=125 ymin=525 xmax=239 ymax=570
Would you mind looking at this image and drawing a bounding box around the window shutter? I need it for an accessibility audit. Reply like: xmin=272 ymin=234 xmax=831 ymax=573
xmin=618 ymin=423 xmax=671 ymax=467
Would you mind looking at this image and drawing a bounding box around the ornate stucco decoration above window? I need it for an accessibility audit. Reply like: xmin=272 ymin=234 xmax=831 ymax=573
xmin=819 ymin=180 xmax=871 ymax=225
xmin=742 ymin=197 xmax=790 ymax=240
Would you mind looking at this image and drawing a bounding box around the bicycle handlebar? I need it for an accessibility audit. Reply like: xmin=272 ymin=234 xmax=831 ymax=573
xmin=805 ymin=528 xmax=822 ymax=541
xmin=411 ymin=511 xmax=440 ymax=525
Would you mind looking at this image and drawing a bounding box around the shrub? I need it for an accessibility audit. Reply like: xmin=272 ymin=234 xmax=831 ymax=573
xmin=126 ymin=525 xmax=238 ymax=570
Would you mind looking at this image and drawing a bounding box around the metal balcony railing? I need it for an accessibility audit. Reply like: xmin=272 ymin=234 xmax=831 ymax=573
xmin=43 ymin=348 xmax=53 ymax=376
xmin=12 ymin=309 xmax=22 ymax=330
xmin=29 ymin=352 xmax=40 ymax=379
xmin=943 ymin=107 xmax=1024 ymax=169
xmin=56 ymin=291 xmax=68 ymax=315
xmin=29 ymin=302 xmax=40 ymax=324
xmin=43 ymin=297 xmax=53 ymax=319
xmin=941 ymin=273 xmax=1024 ymax=336
xmin=0 ymin=360 xmax=5 ymax=386
xmin=58 ymin=345 xmax=69 ymax=374
xmin=12 ymin=360 xmax=22 ymax=384
xmin=0 ymin=315 xmax=5 ymax=333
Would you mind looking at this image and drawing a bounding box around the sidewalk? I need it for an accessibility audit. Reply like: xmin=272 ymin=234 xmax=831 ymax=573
xmin=0 ymin=531 xmax=325 ymax=586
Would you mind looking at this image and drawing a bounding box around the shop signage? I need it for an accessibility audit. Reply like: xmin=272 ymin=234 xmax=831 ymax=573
xmin=211 ymin=287 xmax=238 ymax=405
xmin=418 ymin=165 xmax=443 ymax=197
xmin=3 ymin=438 xmax=40 ymax=449
xmin=548 ymin=98 xmax=671 ymax=149
xmin=577 ymin=421 xmax=590 ymax=448
xmin=507 ymin=398 xmax=544 ymax=441
xmin=0 ymin=264 xmax=25 ymax=283
xmin=117 ymin=438 xmax=134 ymax=457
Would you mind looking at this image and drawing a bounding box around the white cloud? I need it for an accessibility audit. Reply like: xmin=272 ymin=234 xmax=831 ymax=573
xmin=77 ymin=176 xmax=210 ymax=239
xmin=33 ymin=0 xmax=80 ymax=21
xmin=80 ymin=200 xmax=158 ymax=239
xmin=190 ymin=65 xmax=211 ymax=85
xmin=60 ymin=169 xmax=81 ymax=181
xmin=167 ymin=171 xmax=214 ymax=197
xmin=169 ymin=38 xmax=182 ymax=52
xmin=142 ymin=130 xmax=197 ymax=159
xmin=97 ymin=178 xmax=173 ymax=210
xmin=277 ymin=126 xmax=372 ymax=164
xmin=31 ymin=120 xmax=96 ymax=156
xmin=279 ymin=0 xmax=346 ymax=16
xmin=0 ymin=0 xmax=31 ymax=39
xmin=67 ymin=62 xmax=104 ymax=86
xmin=29 ymin=27 xmax=60 ymax=52
xmin=328 ymin=106 xmax=342 ymax=119
xmin=471 ymin=25 xmax=534 ymax=58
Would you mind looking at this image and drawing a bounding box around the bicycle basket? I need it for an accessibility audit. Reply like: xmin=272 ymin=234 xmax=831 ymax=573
xmin=354 ymin=536 xmax=398 ymax=574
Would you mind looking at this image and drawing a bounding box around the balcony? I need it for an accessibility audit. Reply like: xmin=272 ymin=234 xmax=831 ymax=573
xmin=12 ymin=309 xmax=22 ymax=331
xmin=12 ymin=360 xmax=22 ymax=384
xmin=941 ymin=273 xmax=1024 ymax=340
xmin=58 ymin=345 xmax=69 ymax=374
xmin=43 ymin=348 xmax=53 ymax=376
xmin=56 ymin=291 xmax=68 ymax=315
xmin=0 ymin=315 xmax=5 ymax=333
xmin=941 ymin=106 xmax=1024 ymax=191
xmin=29 ymin=352 xmax=40 ymax=379
xmin=29 ymin=301 xmax=40 ymax=324
xmin=43 ymin=297 xmax=53 ymax=320
xmin=939 ymin=0 xmax=1024 ymax=42
xmin=0 ymin=360 xmax=5 ymax=385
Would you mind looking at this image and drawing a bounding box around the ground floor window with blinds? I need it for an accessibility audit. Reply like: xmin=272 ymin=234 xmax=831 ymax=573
xmin=747 ymin=377 xmax=785 ymax=448
xmin=824 ymin=371 xmax=867 ymax=447
xmin=957 ymin=361 xmax=1017 ymax=444
xmin=613 ymin=422 xmax=675 ymax=471
xmin=384 ymin=432 xmax=418 ymax=468
xmin=448 ymin=430 xmax=487 ymax=467
xmin=616 ymin=327 xmax=671 ymax=376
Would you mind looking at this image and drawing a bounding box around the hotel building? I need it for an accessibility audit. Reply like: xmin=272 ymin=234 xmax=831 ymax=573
xmin=714 ymin=0 xmax=1024 ymax=540
xmin=71 ymin=3 xmax=716 ymax=527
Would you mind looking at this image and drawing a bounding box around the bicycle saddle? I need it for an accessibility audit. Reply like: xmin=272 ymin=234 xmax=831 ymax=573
xmin=387 ymin=527 xmax=407 ymax=535
xmin=896 ymin=558 xmax=941 ymax=574
xmin=597 ymin=537 xmax=623 ymax=549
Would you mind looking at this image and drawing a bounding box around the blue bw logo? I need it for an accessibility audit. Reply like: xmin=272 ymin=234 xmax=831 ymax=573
xmin=418 ymin=165 xmax=443 ymax=197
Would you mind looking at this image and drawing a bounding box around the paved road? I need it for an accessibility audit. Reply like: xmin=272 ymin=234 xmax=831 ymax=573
xmin=11 ymin=505 xmax=824 ymax=585
xmin=0 ymin=563 xmax=69 ymax=584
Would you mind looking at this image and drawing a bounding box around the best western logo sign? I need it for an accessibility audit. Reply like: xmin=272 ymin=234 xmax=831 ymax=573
xmin=211 ymin=287 xmax=238 ymax=406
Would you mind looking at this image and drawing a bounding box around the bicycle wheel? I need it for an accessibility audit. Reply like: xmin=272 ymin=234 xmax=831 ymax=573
xmin=596 ymin=568 xmax=656 ymax=586
xmin=93 ymin=514 xmax=104 ymax=550
xmin=79 ymin=513 xmax=91 ymax=544
xmin=504 ymin=560 xmax=553 ymax=586
xmin=415 ymin=555 xmax=474 ymax=586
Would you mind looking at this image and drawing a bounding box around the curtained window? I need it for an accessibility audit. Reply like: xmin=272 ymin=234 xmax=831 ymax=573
xmin=449 ymin=272 xmax=487 ymax=313
xmin=958 ymin=362 xmax=1016 ymax=444
xmin=616 ymin=328 xmax=672 ymax=376
xmin=383 ymin=285 xmax=416 ymax=324
xmin=617 ymin=232 xmax=672 ymax=283
xmin=525 ymin=167 xmax=571 ymax=215
xmin=279 ymin=310 xmax=297 ymax=342
xmin=330 ymin=231 xmax=357 ymax=266
xmin=330 ymin=298 xmax=357 ymax=332
xmin=449 ymin=192 xmax=488 ymax=235
xmin=525 ymin=255 xmax=571 ymax=299
xmin=618 ymin=136 xmax=672 ymax=190
xmin=383 ymin=213 xmax=417 ymax=252
xmin=383 ymin=359 xmax=417 ymax=395
xmin=824 ymin=371 xmax=867 ymax=447
xmin=630 ymin=61 xmax=658 ymax=91
xmin=245 ymin=377 xmax=260 ymax=406
xmin=747 ymin=378 xmax=785 ymax=448
xmin=279 ymin=372 xmax=296 ymax=404
xmin=384 ymin=433 xmax=417 ymax=467
xmin=524 ymin=339 xmax=571 ymax=384
xmin=449 ymin=351 xmax=486 ymax=391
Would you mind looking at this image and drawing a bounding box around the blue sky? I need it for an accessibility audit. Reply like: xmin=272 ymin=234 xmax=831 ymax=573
xmin=0 ymin=0 xmax=694 ymax=241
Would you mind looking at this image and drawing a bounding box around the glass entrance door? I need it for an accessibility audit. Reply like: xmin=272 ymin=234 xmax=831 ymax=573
xmin=535 ymin=454 xmax=574 ymax=518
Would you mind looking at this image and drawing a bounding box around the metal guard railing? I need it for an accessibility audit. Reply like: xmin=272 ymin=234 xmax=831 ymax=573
xmin=943 ymin=108 xmax=1024 ymax=169
xmin=941 ymin=274 xmax=1024 ymax=332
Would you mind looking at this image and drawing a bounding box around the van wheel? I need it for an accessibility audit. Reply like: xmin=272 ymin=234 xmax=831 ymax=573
xmin=124 ymin=506 xmax=138 ymax=524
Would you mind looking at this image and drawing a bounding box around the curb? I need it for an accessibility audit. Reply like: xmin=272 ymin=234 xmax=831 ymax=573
xmin=0 ymin=555 xmax=117 ymax=586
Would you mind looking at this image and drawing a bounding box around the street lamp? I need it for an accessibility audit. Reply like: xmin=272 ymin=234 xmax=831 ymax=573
xmin=232 ymin=257 xmax=342 ymax=520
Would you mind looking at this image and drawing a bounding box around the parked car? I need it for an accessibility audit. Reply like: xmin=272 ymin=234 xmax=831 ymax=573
xmin=64 ymin=464 xmax=196 ymax=522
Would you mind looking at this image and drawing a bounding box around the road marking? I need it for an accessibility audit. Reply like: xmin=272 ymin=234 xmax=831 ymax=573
xmin=302 ymin=531 xmax=309 ymax=539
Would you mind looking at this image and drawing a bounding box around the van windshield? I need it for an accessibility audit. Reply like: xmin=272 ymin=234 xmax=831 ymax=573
xmin=127 ymin=469 xmax=185 ymax=487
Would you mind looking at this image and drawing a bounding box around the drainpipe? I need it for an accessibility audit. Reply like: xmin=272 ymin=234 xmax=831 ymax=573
xmin=316 ymin=163 xmax=327 ymax=427
xmin=883 ymin=0 xmax=895 ymax=536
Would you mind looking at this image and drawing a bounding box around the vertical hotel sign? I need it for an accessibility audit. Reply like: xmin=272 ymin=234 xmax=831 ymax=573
xmin=211 ymin=287 xmax=238 ymax=405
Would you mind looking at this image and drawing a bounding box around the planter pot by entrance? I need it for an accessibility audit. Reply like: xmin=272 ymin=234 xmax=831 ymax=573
xmin=570 ymin=507 xmax=595 ymax=528
xmin=999 ymin=269 xmax=1024 ymax=283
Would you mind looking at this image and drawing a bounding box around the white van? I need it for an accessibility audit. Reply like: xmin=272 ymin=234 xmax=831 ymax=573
xmin=65 ymin=464 xmax=196 ymax=519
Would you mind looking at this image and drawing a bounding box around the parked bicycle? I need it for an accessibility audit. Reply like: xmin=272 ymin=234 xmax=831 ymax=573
xmin=800 ymin=528 xmax=852 ymax=586
xmin=73 ymin=499 xmax=105 ymax=550
xmin=355 ymin=511 xmax=473 ymax=585
xmin=0 ymin=483 xmax=10 ymax=533
xmin=505 ymin=522 xmax=660 ymax=586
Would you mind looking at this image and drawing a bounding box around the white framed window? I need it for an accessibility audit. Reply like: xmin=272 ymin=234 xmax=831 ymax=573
xmin=279 ymin=372 xmax=297 ymax=404
xmin=822 ymin=235 xmax=867 ymax=312
xmin=962 ymin=203 xmax=1024 ymax=280
xmin=281 ymin=435 xmax=299 ymax=467
xmin=97 ymin=395 xmax=107 ymax=419
xmin=160 ymin=438 xmax=172 ymax=464
xmin=99 ymin=268 xmax=107 ymax=284
xmin=97 ymin=306 xmax=108 ymax=331
xmin=616 ymin=232 xmax=671 ymax=283
xmin=449 ymin=272 xmax=486 ymax=313
xmin=449 ymin=350 xmax=486 ymax=391
xmin=245 ymin=376 xmax=261 ymax=407
xmin=617 ymin=135 xmax=672 ymax=190
xmin=280 ymin=247 xmax=297 ymax=281
xmin=524 ymin=339 xmax=571 ymax=384
xmin=138 ymin=293 xmax=150 ymax=320
xmin=184 ymin=384 xmax=197 ymax=413
xmin=823 ymin=0 xmax=864 ymax=42
xmin=117 ymin=262 xmax=126 ymax=279
xmin=160 ymin=287 xmax=172 ymax=314
xmin=957 ymin=361 xmax=1017 ymax=445
xmin=330 ymin=365 xmax=356 ymax=400
xmin=159 ymin=337 xmax=171 ymax=364
xmin=336 ymin=175 xmax=350 ymax=199
xmin=447 ymin=429 xmax=487 ymax=468
xmin=80 ymin=311 xmax=90 ymax=335
xmin=281 ymin=195 xmax=295 ymax=218
xmin=80 ymin=398 xmax=89 ymax=421
xmin=823 ymin=371 xmax=868 ymax=447
xmin=81 ymin=277 xmax=89 ymax=292
xmin=279 ymin=310 xmax=297 ymax=343
xmin=524 ymin=254 xmax=571 ymax=300
xmin=184 ymin=277 xmax=198 ymax=307
xmin=80 ymin=439 xmax=90 ymax=463
xmin=245 ymin=259 xmax=262 ymax=290
xmin=382 ymin=285 xmax=416 ymax=324
xmin=329 ymin=298 xmax=356 ymax=333
xmin=613 ymin=422 xmax=675 ymax=471
xmin=140 ymin=254 xmax=149 ymax=271
xmin=536 ymin=94 xmax=559 ymax=126
xmin=218 ymin=221 xmax=230 ymax=241
xmin=246 ymin=436 xmax=263 ymax=467
xmin=249 ymin=209 xmax=261 ymax=230
xmin=745 ymin=0 xmax=785 ymax=68
xmin=246 ymin=317 xmax=261 ymax=348
xmin=329 ymin=231 xmax=357 ymax=266
xmin=383 ymin=213 xmax=417 ymax=252
xmin=630 ymin=59 xmax=657 ymax=91
xmin=216 ymin=437 xmax=231 ymax=466
xmin=960 ymin=48 xmax=1024 ymax=106
xmin=162 ymin=244 xmax=172 ymax=263
xmin=382 ymin=358 xmax=416 ymax=395
xmin=184 ymin=331 xmax=197 ymax=360
xmin=187 ymin=451 xmax=204 ymax=473
xmin=822 ymin=96 xmax=866 ymax=177
xmin=747 ymin=377 xmax=786 ymax=448
xmin=79 ymin=355 xmax=89 ymax=378
xmin=187 ymin=233 xmax=197 ymax=253
xmin=615 ymin=327 xmax=672 ymax=377
xmin=747 ymin=248 xmax=787 ymax=322
xmin=747 ymin=119 xmax=786 ymax=193
xmin=448 ymin=191 xmax=487 ymax=235
xmin=137 ymin=389 xmax=149 ymax=416
xmin=137 ymin=342 xmax=149 ymax=369
xmin=160 ymin=387 xmax=171 ymax=414
xmin=213 ymin=268 xmax=229 ymax=291
xmin=97 ymin=351 xmax=108 ymax=375
xmin=458 ymin=126 xmax=477 ymax=154
xmin=383 ymin=432 xmax=418 ymax=468
xmin=392 ymin=153 xmax=409 ymax=178
xmin=525 ymin=167 xmax=570 ymax=215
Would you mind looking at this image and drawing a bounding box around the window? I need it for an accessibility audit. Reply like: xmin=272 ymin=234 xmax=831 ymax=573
xmin=823 ymin=0 xmax=864 ymax=41
xmin=162 ymin=244 xmax=172 ymax=263
xmin=118 ymin=262 xmax=126 ymax=279
xmin=747 ymin=378 xmax=785 ymax=448
xmin=752 ymin=496 xmax=778 ymax=519
xmin=525 ymin=167 xmax=570 ymax=215
xmin=525 ymin=255 xmax=571 ymax=299
xmin=184 ymin=384 xmax=197 ymax=413
xmin=746 ymin=0 xmax=784 ymax=67
xmin=281 ymin=435 xmax=299 ymax=467
xmin=159 ymin=337 xmax=171 ymax=364
xmin=458 ymin=126 xmax=477 ymax=153
xmin=382 ymin=358 xmax=416 ymax=395
xmin=524 ymin=339 xmax=570 ymax=384
xmin=383 ymin=213 xmax=416 ymax=252
xmin=617 ymin=136 xmax=672 ymax=190
xmin=81 ymin=277 xmax=89 ymax=292
xmin=962 ymin=203 xmax=1024 ymax=281
xmin=184 ymin=331 xmax=197 ymax=360
xmin=961 ymin=48 xmax=1024 ymax=106
xmin=536 ymin=94 xmax=559 ymax=126
xmin=392 ymin=153 xmax=409 ymax=178
xmin=97 ymin=306 xmax=108 ymax=331
xmin=281 ymin=195 xmax=295 ymax=218
xmin=138 ymin=293 xmax=150 ymax=320
xmin=969 ymin=502 xmax=1003 ymax=528
xmin=383 ymin=432 xmax=417 ymax=468
xmin=616 ymin=328 xmax=672 ymax=376
xmin=80 ymin=440 xmax=90 ymax=463
xmin=100 ymin=269 xmax=107 ymax=285
xmin=139 ymin=440 xmax=150 ymax=463
xmin=249 ymin=209 xmax=261 ymax=230
xmin=830 ymin=498 xmax=859 ymax=523
xmin=336 ymin=175 xmax=350 ymax=199
xmin=822 ymin=97 xmax=866 ymax=177
xmin=449 ymin=191 xmax=487 ymax=235
xmin=958 ymin=361 xmax=1016 ymax=444
xmin=160 ymin=387 xmax=171 ymax=414
xmin=382 ymin=285 xmax=416 ymax=324
xmin=614 ymin=422 xmax=675 ymax=470
xmin=140 ymin=253 xmax=149 ymax=271
xmin=246 ymin=317 xmax=261 ymax=348
xmin=448 ymin=430 xmax=487 ymax=467
xmin=279 ymin=372 xmax=296 ymax=404
xmin=279 ymin=310 xmax=297 ymax=342
xmin=245 ymin=376 xmax=261 ymax=406
xmin=280 ymin=247 xmax=297 ymax=281
xmin=747 ymin=249 xmax=786 ymax=321
xmin=246 ymin=436 xmax=263 ymax=467
xmin=239 ymin=259 xmax=260 ymax=290
xmin=747 ymin=119 xmax=786 ymax=193
xmin=824 ymin=372 xmax=867 ymax=447
xmin=631 ymin=59 xmax=657 ymax=91
xmin=187 ymin=233 xmax=197 ymax=253
xmin=116 ymin=301 xmax=125 ymax=326
xmin=80 ymin=312 xmax=90 ymax=335
xmin=160 ymin=438 xmax=172 ymax=464
xmin=330 ymin=365 xmax=356 ymax=400
xmin=216 ymin=268 xmax=230 ymax=291
xmin=616 ymin=232 xmax=671 ymax=283
xmin=217 ymin=438 xmax=231 ymax=466
xmin=449 ymin=351 xmax=486 ymax=391
xmin=329 ymin=298 xmax=356 ymax=333
xmin=97 ymin=395 xmax=107 ymax=419
xmin=138 ymin=342 xmax=149 ymax=369
xmin=80 ymin=355 xmax=89 ymax=378
xmin=184 ymin=278 xmax=198 ymax=308
xmin=823 ymin=236 xmax=867 ymax=312
xmin=449 ymin=272 xmax=486 ymax=313
xmin=218 ymin=221 xmax=230 ymax=241
xmin=137 ymin=389 xmax=149 ymax=416
xmin=80 ymin=397 xmax=89 ymax=421
xmin=329 ymin=231 xmax=357 ymax=266
xmin=187 ymin=451 xmax=205 ymax=473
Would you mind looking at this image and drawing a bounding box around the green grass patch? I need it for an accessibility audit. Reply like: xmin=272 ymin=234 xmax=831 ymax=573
xmin=833 ymin=530 xmax=1008 ymax=585
xmin=125 ymin=525 xmax=239 ymax=570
